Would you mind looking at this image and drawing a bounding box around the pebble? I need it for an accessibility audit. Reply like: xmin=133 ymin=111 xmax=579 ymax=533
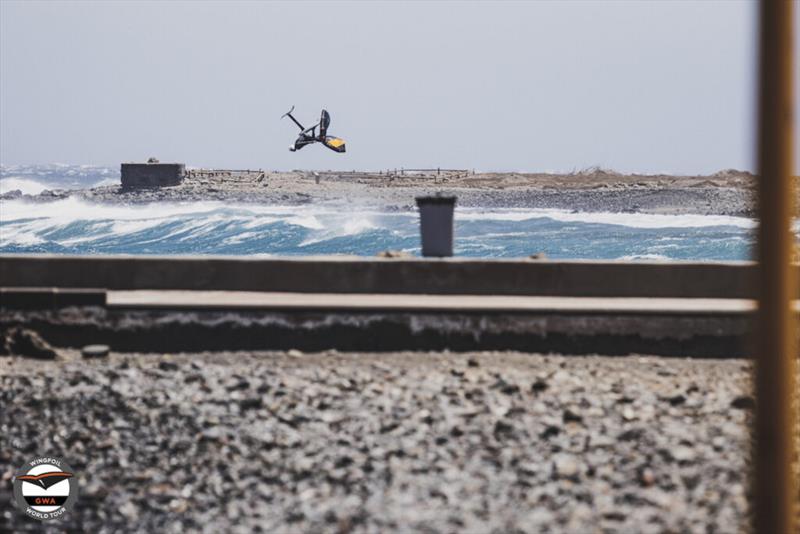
xmin=672 ymin=445 xmax=696 ymax=463
xmin=81 ymin=344 xmax=110 ymax=359
xmin=553 ymin=454 xmax=579 ymax=478
xmin=639 ymin=468 xmax=656 ymax=487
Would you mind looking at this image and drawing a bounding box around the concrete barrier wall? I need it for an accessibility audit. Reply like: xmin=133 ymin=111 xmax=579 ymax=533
xmin=2 ymin=254 xmax=794 ymax=298
xmin=121 ymin=163 xmax=184 ymax=188
xmin=3 ymin=308 xmax=751 ymax=357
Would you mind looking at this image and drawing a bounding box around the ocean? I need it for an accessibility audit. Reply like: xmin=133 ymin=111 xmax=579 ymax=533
xmin=0 ymin=164 xmax=768 ymax=260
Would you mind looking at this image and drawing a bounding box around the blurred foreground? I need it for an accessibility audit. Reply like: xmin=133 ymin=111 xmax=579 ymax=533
xmin=2 ymin=350 xmax=791 ymax=533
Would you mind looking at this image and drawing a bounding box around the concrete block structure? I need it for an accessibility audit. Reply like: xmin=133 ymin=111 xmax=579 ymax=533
xmin=121 ymin=162 xmax=185 ymax=188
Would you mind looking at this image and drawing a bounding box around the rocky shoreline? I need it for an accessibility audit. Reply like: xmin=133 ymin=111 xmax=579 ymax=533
xmin=2 ymin=349 xmax=789 ymax=533
xmin=1 ymin=168 xmax=777 ymax=217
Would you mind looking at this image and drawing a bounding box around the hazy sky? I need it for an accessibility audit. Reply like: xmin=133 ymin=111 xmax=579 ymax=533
xmin=1 ymin=1 xmax=798 ymax=173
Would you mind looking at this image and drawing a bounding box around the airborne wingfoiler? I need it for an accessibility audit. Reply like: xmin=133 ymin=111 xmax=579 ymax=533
xmin=282 ymin=106 xmax=346 ymax=153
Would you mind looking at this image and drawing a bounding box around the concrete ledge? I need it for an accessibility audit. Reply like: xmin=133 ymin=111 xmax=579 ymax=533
xmin=107 ymin=290 xmax=775 ymax=316
xmin=2 ymin=254 xmax=793 ymax=298
xmin=0 ymin=287 xmax=106 ymax=309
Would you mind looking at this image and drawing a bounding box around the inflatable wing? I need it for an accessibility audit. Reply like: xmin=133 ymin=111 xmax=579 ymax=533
xmin=320 ymin=109 xmax=331 ymax=137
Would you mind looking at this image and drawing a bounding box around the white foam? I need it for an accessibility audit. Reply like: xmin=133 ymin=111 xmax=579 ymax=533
xmin=223 ymin=231 xmax=261 ymax=245
xmin=241 ymin=218 xmax=280 ymax=230
xmin=299 ymin=215 xmax=378 ymax=247
xmin=456 ymin=208 xmax=756 ymax=229
xmin=110 ymin=219 xmax=167 ymax=236
xmin=460 ymin=232 xmax=528 ymax=240
xmin=0 ymin=224 xmax=46 ymax=245
xmin=617 ymin=253 xmax=671 ymax=261
xmin=92 ymin=178 xmax=119 ymax=188
xmin=0 ymin=197 xmax=237 ymax=222
xmin=175 ymin=215 xmax=233 ymax=242
xmin=343 ymin=217 xmax=377 ymax=235
xmin=286 ymin=214 xmax=324 ymax=230
xmin=0 ymin=177 xmax=51 ymax=195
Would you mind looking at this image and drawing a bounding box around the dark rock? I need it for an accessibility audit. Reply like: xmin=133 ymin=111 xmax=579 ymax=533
xmin=376 ymin=250 xmax=412 ymax=258
xmin=158 ymin=361 xmax=179 ymax=372
xmin=226 ymin=378 xmax=250 ymax=391
xmin=531 ymin=379 xmax=548 ymax=394
xmin=682 ymin=474 xmax=701 ymax=489
xmin=334 ymin=456 xmax=353 ymax=468
xmin=493 ymin=420 xmax=514 ymax=437
xmin=730 ymin=395 xmax=755 ymax=410
xmin=380 ymin=422 xmax=399 ymax=434
xmin=5 ymin=327 xmax=58 ymax=359
xmin=540 ymin=425 xmax=560 ymax=439
xmin=603 ymin=512 xmax=627 ymax=522
xmin=666 ymin=394 xmax=686 ymax=406
xmin=239 ymin=397 xmax=263 ymax=411
xmin=618 ymin=428 xmax=645 ymax=442
xmin=0 ymin=189 xmax=22 ymax=200
xmin=494 ymin=379 xmax=519 ymax=395
xmin=0 ymin=332 xmax=9 ymax=356
xmin=562 ymin=409 xmax=583 ymax=424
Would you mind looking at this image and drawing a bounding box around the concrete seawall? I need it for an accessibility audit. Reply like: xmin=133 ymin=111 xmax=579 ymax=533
xmin=3 ymin=255 xmax=798 ymax=357
xmin=0 ymin=304 xmax=754 ymax=357
xmin=3 ymin=254 xmax=796 ymax=298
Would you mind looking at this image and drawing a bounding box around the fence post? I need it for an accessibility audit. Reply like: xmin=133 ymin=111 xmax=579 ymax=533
xmin=753 ymin=0 xmax=797 ymax=532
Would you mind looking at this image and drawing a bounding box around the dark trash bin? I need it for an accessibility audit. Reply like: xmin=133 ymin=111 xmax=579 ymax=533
xmin=416 ymin=195 xmax=456 ymax=257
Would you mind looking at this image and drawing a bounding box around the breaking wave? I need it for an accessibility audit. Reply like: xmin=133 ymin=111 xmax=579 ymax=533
xmin=0 ymin=197 xmax=765 ymax=260
xmin=0 ymin=178 xmax=52 ymax=195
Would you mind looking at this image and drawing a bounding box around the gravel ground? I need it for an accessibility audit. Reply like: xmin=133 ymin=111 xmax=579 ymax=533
xmin=3 ymin=350 xmax=792 ymax=533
